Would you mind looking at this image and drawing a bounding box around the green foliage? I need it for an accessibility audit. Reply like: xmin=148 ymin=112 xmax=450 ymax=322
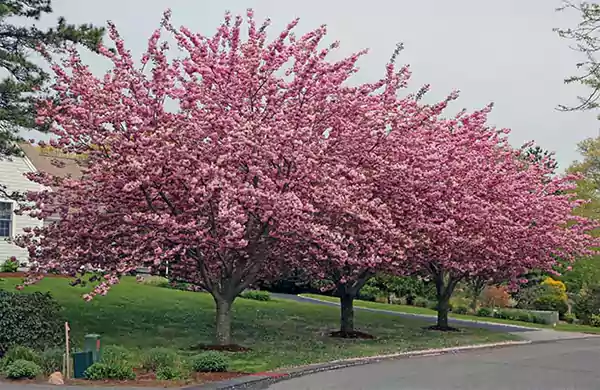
xmin=357 ymin=285 xmax=382 ymax=302
xmin=0 ymin=0 xmax=104 ymax=157
xmin=156 ymin=365 xmax=183 ymax=380
xmin=84 ymin=362 xmax=136 ymax=381
xmin=0 ymin=290 xmax=64 ymax=353
xmin=191 ymin=351 xmax=229 ymax=373
xmin=516 ymin=283 xmax=568 ymax=317
xmin=38 ymin=348 xmax=63 ymax=375
xmin=0 ymin=257 xmax=18 ymax=272
xmin=3 ymin=346 xmax=38 ymax=363
xmin=139 ymin=276 xmax=169 ymax=288
xmin=533 ymin=294 xmax=569 ymax=318
xmin=573 ymin=286 xmax=600 ymax=324
xmin=367 ymin=275 xmax=436 ymax=303
xmin=240 ymin=290 xmax=271 ymax=302
xmin=590 ymin=314 xmax=600 ymax=327
xmin=453 ymin=305 xmax=468 ymax=315
xmin=562 ymin=257 xmax=600 ymax=293
xmin=476 ymin=307 xmax=492 ymax=317
xmin=3 ymin=359 xmax=41 ymax=379
xmin=414 ymin=297 xmax=433 ymax=308
xmin=141 ymin=347 xmax=178 ymax=371
xmin=99 ymin=345 xmax=132 ymax=367
xmin=564 ymin=313 xmax=577 ymax=324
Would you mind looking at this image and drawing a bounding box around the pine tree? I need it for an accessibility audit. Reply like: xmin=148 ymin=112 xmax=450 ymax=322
xmin=0 ymin=0 xmax=104 ymax=157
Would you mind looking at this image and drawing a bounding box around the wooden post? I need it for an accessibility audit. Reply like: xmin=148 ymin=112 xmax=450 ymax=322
xmin=64 ymin=322 xmax=70 ymax=378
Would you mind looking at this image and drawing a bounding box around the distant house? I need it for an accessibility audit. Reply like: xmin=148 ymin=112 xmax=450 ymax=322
xmin=0 ymin=143 xmax=82 ymax=267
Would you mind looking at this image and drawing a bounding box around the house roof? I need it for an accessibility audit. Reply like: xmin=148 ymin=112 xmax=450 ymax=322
xmin=19 ymin=143 xmax=84 ymax=179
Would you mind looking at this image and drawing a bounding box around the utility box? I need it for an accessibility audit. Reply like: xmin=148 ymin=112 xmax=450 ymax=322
xmin=83 ymin=334 xmax=102 ymax=363
xmin=72 ymin=351 xmax=94 ymax=379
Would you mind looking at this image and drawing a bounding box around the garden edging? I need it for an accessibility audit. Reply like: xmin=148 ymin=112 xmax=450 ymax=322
xmin=187 ymin=340 xmax=532 ymax=390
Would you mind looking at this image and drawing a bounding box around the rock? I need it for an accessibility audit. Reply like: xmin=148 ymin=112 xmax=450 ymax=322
xmin=48 ymin=371 xmax=64 ymax=385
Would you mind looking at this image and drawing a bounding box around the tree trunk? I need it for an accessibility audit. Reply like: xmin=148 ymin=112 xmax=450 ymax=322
xmin=214 ymin=297 xmax=233 ymax=346
xmin=437 ymin=294 xmax=451 ymax=330
xmin=340 ymin=293 xmax=355 ymax=334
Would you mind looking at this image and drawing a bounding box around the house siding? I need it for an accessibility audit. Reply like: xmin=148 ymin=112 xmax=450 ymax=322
xmin=0 ymin=156 xmax=43 ymax=266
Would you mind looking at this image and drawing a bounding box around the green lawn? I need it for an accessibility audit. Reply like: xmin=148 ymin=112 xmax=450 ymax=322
xmin=0 ymin=277 xmax=518 ymax=373
xmin=301 ymin=294 xmax=600 ymax=334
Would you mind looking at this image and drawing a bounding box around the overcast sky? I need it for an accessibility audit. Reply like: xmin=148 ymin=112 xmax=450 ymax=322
xmin=28 ymin=0 xmax=600 ymax=170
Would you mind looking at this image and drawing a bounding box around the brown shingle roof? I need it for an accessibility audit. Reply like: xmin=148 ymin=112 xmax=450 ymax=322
xmin=19 ymin=143 xmax=84 ymax=179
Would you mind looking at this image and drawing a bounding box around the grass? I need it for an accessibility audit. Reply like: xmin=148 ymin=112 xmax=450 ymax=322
xmin=0 ymin=277 xmax=518 ymax=373
xmin=301 ymin=293 xmax=600 ymax=334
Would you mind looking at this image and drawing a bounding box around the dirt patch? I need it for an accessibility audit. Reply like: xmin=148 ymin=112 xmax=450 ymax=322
xmin=3 ymin=372 xmax=246 ymax=388
xmin=190 ymin=343 xmax=252 ymax=352
xmin=329 ymin=330 xmax=376 ymax=339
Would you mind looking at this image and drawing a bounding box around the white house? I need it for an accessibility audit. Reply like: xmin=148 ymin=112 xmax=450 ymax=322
xmin=0 ymin=143 xmax=82 ymax=267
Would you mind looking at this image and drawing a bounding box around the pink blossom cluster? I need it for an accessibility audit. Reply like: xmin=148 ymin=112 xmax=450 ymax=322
xmin=15 ymin=9 xmax=597 ymax=304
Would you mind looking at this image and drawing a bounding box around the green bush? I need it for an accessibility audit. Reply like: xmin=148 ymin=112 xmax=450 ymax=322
xmin=453 ymin=305 xmax=469 ymax=315
xmin=574 ymin=286 xmax=600 ymax=325
xmin=84 ymin=362 xmax=136 ymax=380
xmin=357 ymin=285 xmax=382 ymax=302
xmin=191 ymin=351 xmax=229 ymax=373
xmin=563 ymin=313 xmax=577 ymax=324
xmin=156 ymin=365 xmax=182 ymax=380
xmin=38 ymin=348 xmax=64 ymax=375
xmin=3 ymin=359 xmax=41 ymax=379
xmin=141 ymin=347 xmax=178 ymax=371
xmin=0 ymin=291 xmax=64 ymax=353
xmin=533 ymin=295 xmax=569 ymax=318
xmin=240 ymin=290 xmax=271 ymax=302
xmin=139 ymin=276 xmax=169 ymax=288
xmin=476 ymin=307 xmax=492 ymax=317
xmin=0 ymin=257 xmax=18 ymax=273
xmin=590 ymin=314 xmax=600 ymax=328
xmin=3 ymin=346 xmax=39 ymax=364
xmin=100 ymin=345 xmax=132 ymax=366
xmin=414 ymin=297 xmax=433 ymax=308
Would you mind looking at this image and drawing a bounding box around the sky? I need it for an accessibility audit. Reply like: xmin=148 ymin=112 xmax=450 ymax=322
xmin=24 ymin=0 xmax=600 ymax=170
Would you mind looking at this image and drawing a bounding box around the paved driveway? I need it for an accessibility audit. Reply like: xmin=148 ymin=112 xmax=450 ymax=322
xmin=268 ymin=337 xmax=600 ymax=390
xmin=272 ymin=294 xmax=537 ymax=333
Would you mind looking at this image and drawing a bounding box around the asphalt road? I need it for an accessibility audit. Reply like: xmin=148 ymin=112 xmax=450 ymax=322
xmin=272 ymin=294 xmax=537 ymax=333
xmin=267 ymin=337 xmax=600 ymax=390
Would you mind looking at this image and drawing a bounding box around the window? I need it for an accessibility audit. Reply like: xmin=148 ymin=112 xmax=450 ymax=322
xmin=0 ymin=202 xmax=12 ymax=238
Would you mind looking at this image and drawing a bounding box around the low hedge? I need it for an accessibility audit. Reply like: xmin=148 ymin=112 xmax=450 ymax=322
xmin=477 ymin=307 xmax=558 ymax=325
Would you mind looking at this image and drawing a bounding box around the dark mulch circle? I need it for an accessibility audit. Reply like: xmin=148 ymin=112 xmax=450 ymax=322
xmin=329 ymin=330 xmax=376 ymax=339
xmin=426 ymin=325 xmax=461 ymax=332
xmin=190 ymin=343 xmax=252 ymax=352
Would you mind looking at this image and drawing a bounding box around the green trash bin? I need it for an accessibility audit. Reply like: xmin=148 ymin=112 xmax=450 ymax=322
xmin=84 ymin=334 xmax=102 ymax=363
xmin=72 ymin=351 xmax=94 ymax=379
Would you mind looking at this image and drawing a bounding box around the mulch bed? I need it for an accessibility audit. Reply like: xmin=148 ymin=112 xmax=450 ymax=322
xmin=329 ymin=330 xmax=375 ymax=339
xmin=3 ymin=372 xmax=247 ymax=388
xmin=426 ymin=325 xmax=462 ymax=332
xmin=189 ymin=343 xmax=252 ymax=352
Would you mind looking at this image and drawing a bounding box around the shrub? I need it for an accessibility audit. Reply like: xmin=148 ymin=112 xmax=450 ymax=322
xmin=191 ymin=351 xmax=229 ymax=373
xmin=541 ymin=277 xmax=567 ymax=300
xmin=3 ymin=359 xmax=41 ymax=379
xmin=533 ymin=294 xmax=569 ymax=318
xmin=413 ymin=297 xmax=431 ymax=308
xmin=100 ymin=345 xmax=132 ymax=367
xmin=453 ymin=305 xmax=468 ymax=315
xmin=0 ymin=291 xmax=64 ymax=354
xmin=0 ymin=257 xmax=18 ymax=273
xmin=563 ymin=313 xmax=577 ymax=324
xmin=156 ymin=365 xmax=182 ymax=380
xmin=3 ymin=346 xmax=39 ymax=364
xmin=573 ymin=286 xmax=600 ymax=325
xmin=476 ymin=307 xmax=492 ymax=317
xmin=141 ymin=347 xmax=178 ymax=371
xmin=39 ymin=348 xmax=64 ymax=375
xmin=590 ymin=314 xmax=600 ymax=328
xmin=138 ymin=275 xmax=169 ymax=288
xmin=84 ymin=362 xmax=136 ymax=380
xmin=357 ymin=285 xmax=382 ymax=302
xmin=240 ymin=290 xmax=271 ymax=302
xmin=481 ymin=286 xmax=510 ymax=308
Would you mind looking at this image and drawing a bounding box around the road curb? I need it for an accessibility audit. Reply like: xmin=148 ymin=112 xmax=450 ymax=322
xmin=185 ymin=340 xmax=531 ymax=390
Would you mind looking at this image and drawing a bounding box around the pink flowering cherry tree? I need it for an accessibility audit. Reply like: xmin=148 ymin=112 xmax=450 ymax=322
xmin=382 ymin=105 xmax=598 ymax=330
xmin=19 ymin=10 xmax=412 ymax=345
